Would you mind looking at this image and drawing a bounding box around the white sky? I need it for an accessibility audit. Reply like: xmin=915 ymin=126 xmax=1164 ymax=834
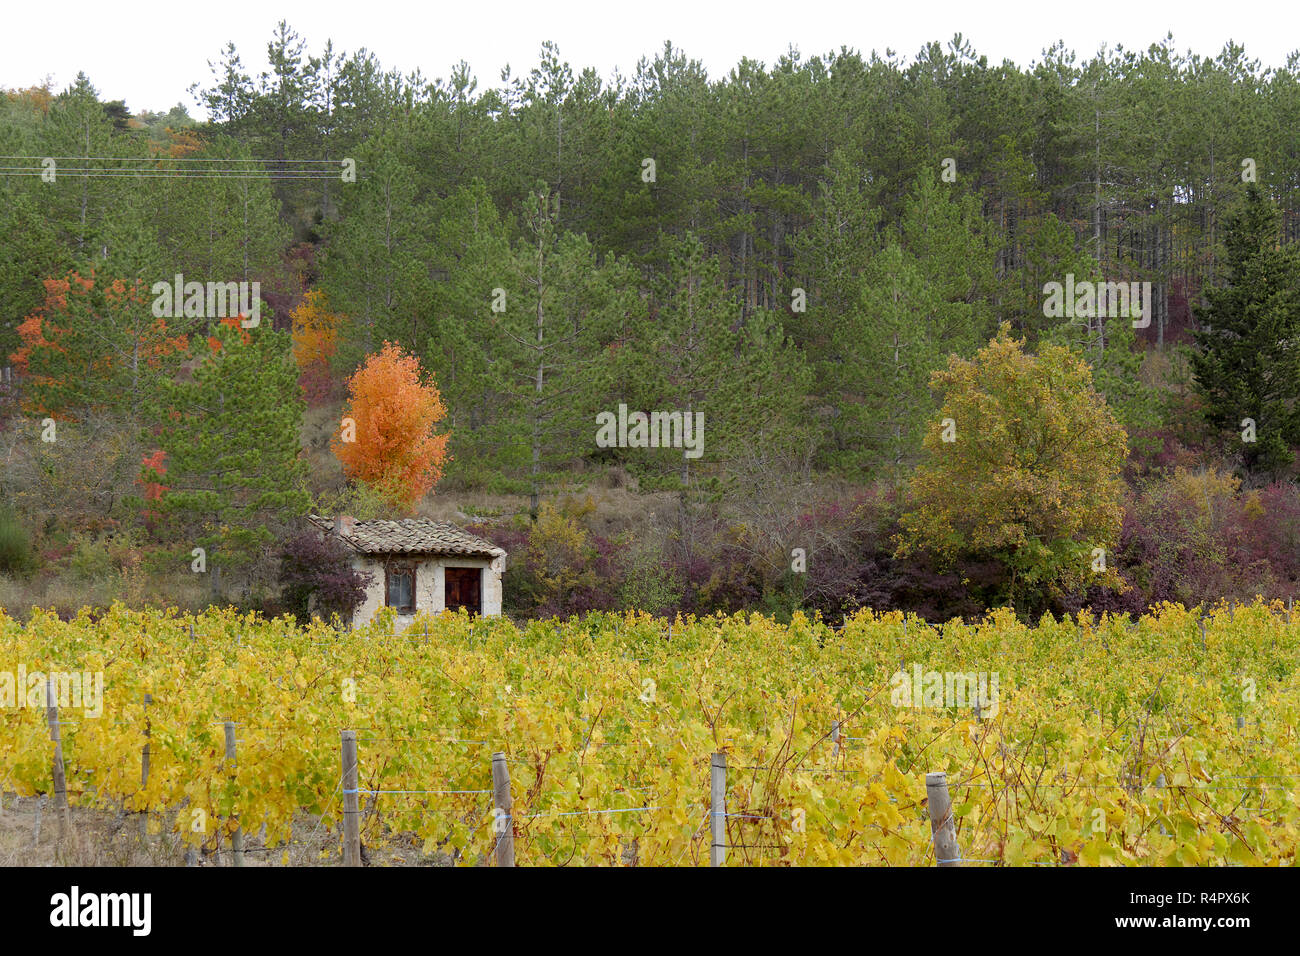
xmin=4 ymin=0 xmax=1297 ymax=118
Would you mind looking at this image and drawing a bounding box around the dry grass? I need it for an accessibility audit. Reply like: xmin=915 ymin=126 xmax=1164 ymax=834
xmin=417 ymin=481 xmax=681 ymax=540
xmin=0 ymin=793 xmax=458 ymax=867
xmin=0 ymin=571 xmax=212 ymax=622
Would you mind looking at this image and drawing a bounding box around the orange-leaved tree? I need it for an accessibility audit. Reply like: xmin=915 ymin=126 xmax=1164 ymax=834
xmin=331 ymin=342 xmax=451 ymax=510
xmin=12 ymin=271 xmax=190 ymax=419
xmin=205 ymin=315 xmax=252 ymax=352
xmin=138 ymin=449 xmax=168 ymax=523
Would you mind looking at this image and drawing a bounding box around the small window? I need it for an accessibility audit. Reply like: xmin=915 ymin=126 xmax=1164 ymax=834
xmin=386 ymin=564 xmax=415 ymax=613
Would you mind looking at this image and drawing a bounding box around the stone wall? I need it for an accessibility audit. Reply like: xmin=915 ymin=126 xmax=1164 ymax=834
xmin=350 ymin=554 xmax=504 ymax=628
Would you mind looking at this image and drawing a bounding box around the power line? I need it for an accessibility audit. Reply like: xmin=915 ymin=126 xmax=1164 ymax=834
xmin=0 ymin=170 xmax=349 ymax=180
xmin=0 ymin=155 xmax=343 ymax=163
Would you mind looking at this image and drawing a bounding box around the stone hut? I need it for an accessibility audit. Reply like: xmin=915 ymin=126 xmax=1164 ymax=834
xmin=306 ymin=515 xmax=505 ymax=628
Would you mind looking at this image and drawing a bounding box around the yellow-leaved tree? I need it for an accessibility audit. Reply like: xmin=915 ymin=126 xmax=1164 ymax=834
xmin=896 ymin=324 xmax=1128 ymax=614
xmin=289 ymin=288 xmax=340 ymax=369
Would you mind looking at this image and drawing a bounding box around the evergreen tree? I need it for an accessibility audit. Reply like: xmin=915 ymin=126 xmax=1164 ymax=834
xmin=320 ymin=141 xmax=431 ymax=363
xmin=850 ymin=243 xmax=950 ymax=480
xmin=614 ymin=232 xmax=812 ymax=489
xmin=17 ymin=269 xmax=184 ymax=425
xmin=1192 ymin=184 xmax=1300 ymax=477
xmin=37 ymin=73 xmax=150 ymax=258
xmin=490 ymin=185 xmax=632 ymax=515
xmin=419 ymin=181 xmax=513 ymax=480
xmin=789 ymin=150 xmax=881 ymax=471
xmin=144 ymin=322 xmax=310 ymax=588
xmin=152 ymin=137 xmax=288 ymax=286
xmin=0 ymin=187 xmax=65 ymax=361
xmin=896 ymin=171 xmax=1001 ymax=341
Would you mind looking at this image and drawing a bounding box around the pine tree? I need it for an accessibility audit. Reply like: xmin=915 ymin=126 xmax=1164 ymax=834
xmin=789 ymin=150 xmax=881 ymax=472
xmin=614 ymin=232 xmax=811 ymax=488
xmin=788 ymin=149 xmax=880 ymax=364
xmin=143 ymin=321 xmax=310 ymax=589
xmin=37 ymin=73 xmax=151 ymax=258
xmin=1192 ymin=184 xmax=1300 ymax=477
xmin=320 ymin=142 xmax=431 ymax=362
xmin=821 ymin=175 xmax=999 ymax=481
xmin=849 ymin=242 xmax=950 ymax=480
xmin=490 ymin=185 xmax=631 ymax=516
xmin=896 ymin=171 xmax=1000 ymax=341
xmin=0 ymin=187 xmax=67 ymax=363
xmin=153 ymin=136 xmax=288 ymax=285
xmin=15 ymin=268 xmax=187 ymax=425
xmin=419 ymin=180 xmax=510 ymax=471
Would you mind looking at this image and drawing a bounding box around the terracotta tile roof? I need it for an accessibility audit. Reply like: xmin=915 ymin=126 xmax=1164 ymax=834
xmin=306 ymin=515 xmax=505 ymax=558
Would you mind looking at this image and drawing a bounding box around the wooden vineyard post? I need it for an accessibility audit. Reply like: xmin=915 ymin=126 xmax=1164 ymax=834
xmin=710 ymin=752 xmax=727 ymax=867
xmin=140 ymin=693 xmax=152 ymax=842
xmin=926 ymin=772 xmax=961 ymax=867
xmin=491 ymin=752 xmax=515 ymax=867
xmin=831 ymin=721 xmax=841 ymax=759
xmin=31 ymin=796 xmax=45 ymax=847
xmin=224 ymin=721 xmax=243 ymax=866
xmin=46 ymin=678 xmax=69 ymax=841
xmin=341 ymin=730 xmax=361 ymax=867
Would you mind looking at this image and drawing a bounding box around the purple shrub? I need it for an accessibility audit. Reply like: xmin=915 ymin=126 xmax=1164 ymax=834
xmin=277 ymin=529 xmax=373 ymax=624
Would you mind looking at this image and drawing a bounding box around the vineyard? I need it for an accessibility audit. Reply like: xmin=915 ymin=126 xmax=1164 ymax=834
xmin=1 ymin=602 xmax=1298 ymax=866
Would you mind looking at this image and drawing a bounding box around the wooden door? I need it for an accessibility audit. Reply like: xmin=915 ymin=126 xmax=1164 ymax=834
xmin=444 ymin=567 xmax=481 ymax=616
